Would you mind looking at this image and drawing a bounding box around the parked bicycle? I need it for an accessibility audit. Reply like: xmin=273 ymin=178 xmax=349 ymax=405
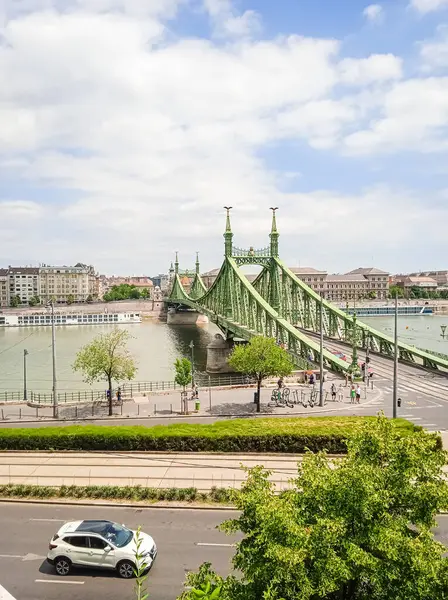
xmin=268 ymin=387 xmax=293 ymax=408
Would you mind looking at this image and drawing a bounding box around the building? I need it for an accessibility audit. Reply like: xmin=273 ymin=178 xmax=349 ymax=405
xmin=102 ymin=275 xmax=154 ymax=298
xmin=8 ymin=267 xmax=39 ymax=305
xmin=39 ymin=264 xmax=97 ymax=304
xmin=324 ymin=274 xmax=369 ymax=302
xmin=0 ymin=269 xmax=9 ymax=307
xmin=396 ymin=276 xmax=438 ymax=295
xmin=289 ymin=267 xmax=327 ymax=296
xmin=410 ymin=271 xmax=448 ymax=287
xmin=345 ymin=267 xmax=389 ymax=300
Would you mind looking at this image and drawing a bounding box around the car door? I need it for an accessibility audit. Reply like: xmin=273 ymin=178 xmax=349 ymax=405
xmin=86 ymin=536 xmax=116 ymax=569
xmin=63 ymin=536 xmax=91 ymax=566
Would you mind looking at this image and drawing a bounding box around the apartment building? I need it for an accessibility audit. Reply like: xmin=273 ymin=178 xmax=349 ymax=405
xmin=345 ymin=268 xmax=389 ymax=300
xmin=39 ymin=264 xmax=97 ymax=304
xmin=0 ymin=269 xmax=9 ymax=307
xmin=8 ymin=267 xmax=39 ymax=304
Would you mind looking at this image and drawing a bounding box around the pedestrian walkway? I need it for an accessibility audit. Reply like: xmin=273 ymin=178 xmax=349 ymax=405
xmin=0 ymin=382 xmax=376 ymax=423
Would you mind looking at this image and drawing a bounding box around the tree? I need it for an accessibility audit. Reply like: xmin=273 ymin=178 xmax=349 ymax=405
xmin=228 ymin=336 xmax=294 ymax=413
xmin=73 ymin=329 xmax=137 ymax=416
xmin=180 ymin=415 xmax=448 ymax=600
xmin=389 ymin=285 xmax=404 ymax=299
xmin=10 ymin=295 xmax=21 ymax=308
xmin=174 ymin=358 xmax=192 ymax=415
xmin=367 ymin=290 xmax=376 ymax=299
xmin=28 ymin=295 xmax=40 ymax=307
xmin=130 ymin=288 xmax=141 ymax=300
xmin=66 ymin=294 xmax=75 ymax=305
xmin=86 ymin=294 xmax=93 ymax=303
xmin=140 ymin=287 xmax=150 ymax=299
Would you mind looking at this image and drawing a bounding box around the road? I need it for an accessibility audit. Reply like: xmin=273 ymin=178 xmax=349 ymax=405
xmin=0 ymin=503 xmax=238 ymax=600
xmin=0 ymin=503 xmax=447 ymax=600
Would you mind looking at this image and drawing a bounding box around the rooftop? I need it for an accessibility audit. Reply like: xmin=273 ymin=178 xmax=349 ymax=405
xmin=290 ymin=267 xmax=327 ymax=275
xmin=347 ymin=267 xmax=389 ymax=276
xmin=327 ymin=274 xmax=368 ymax=282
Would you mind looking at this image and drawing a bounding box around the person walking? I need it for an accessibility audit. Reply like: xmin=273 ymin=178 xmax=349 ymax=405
xmin=350 ymin=384 xmax=356 ymax=404
xmin=337 ymin=384 xmax=344 ymax=402
xmin=330 ymin=383 xmax=336 ymax=402
xmin=356 ymin=384 xmax=361 ymax=404
xmin=116 ymin=387 xmax=122 ymax=404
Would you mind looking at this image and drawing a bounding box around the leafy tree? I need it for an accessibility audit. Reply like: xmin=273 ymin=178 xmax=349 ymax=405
xmin=10 ymin=295 xmax=21 ymax=307
xmin=86 ymin=294 xmax=93 ymax=303
xmin=73 ymin=329 xmax=137 ymax=416
xmin=28 ymin=295 xmax=40 ymax=307
xmin=130 ymin=288 xmax=141 ymax=300
xmin=367 ymin=290 xmax=376 ymax=299
xmin=228 ymin=336 xmax=294 ymax=413
xmin=140 ymin=287 xmax=150 ymax=299
xmin=180 ymin=415 xmax=448 ymax=600
xmin=174 ymin=358 xmax=192 ymax=391
xmin=66 ymin=294 xmax=75 ymax=305
xmin=388 ymin=285 xmax=404 ymax=299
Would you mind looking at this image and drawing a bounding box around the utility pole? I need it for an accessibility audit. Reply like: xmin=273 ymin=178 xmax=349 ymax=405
xmin=365 ymin=333 xmax=370 ymax=383
xmin=23 ymin=349 xmax=28 ymax=401
xmin=319 ymin=295 xmax=324 ymax=407
xmin=393 ymin=292 xmax=398 ymax=418
xmin=47 ymin=300 xmax=58 ymax=419
xmin=189 ymin=340 xmax=195 ymax=389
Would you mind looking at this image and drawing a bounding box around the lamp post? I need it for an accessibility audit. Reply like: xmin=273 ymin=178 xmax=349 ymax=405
xmin=393 ymin=293 xmax=398 ymax=419
xmin=319 ymin=295 xmax=324 ymax=407
xmin=349 ymin=313 xmax=359 ymax=375
xmin=364 ymin=332 xmax=370 ymax=383
xmin=23 ymin=349 xmax=28 ymax=401
xmin=47 ymin=300 xmax=58 ymax=418
xmin=189 ymin=340 xmax=195 ymax=389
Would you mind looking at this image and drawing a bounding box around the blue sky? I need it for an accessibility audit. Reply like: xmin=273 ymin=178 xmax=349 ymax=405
xmin=1 ymin=0 xmax=448 ymax=275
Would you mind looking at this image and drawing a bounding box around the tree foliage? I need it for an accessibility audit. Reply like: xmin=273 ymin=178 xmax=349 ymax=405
xmin=10 ymin=295 xmax=21 ymax=307
xmin=103 ymin=284 xmax=151 ymax=302
xmin=388 ymin=285 xmax=404 ymax=299
xmin=174 ymin=358 xmax=192 ymax=390
xmin=180 ymin=415 xmax=448 ymax=600
xmin=228 ymin=336 xmax=294 ymax=412
xmin=72 ymin=329 xmax=137 ymax=415
xmin=66 ymin=294 xmax=75 ymax=305
xmin=28 ymin=295 xmax=40 ymax=306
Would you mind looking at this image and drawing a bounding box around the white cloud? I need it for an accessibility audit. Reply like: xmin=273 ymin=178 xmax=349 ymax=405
xmin=338 ymin=54 xmax=403 ymax=85
xmin=363 ymin=4 xmax=383 ymax=22
xmin=410 ymin=0 xmax=448 ymax=13
xmin=202 ymin=0 xmax=261 ymax=37
xmin=419 ymin=25 xmax=448 ymax=70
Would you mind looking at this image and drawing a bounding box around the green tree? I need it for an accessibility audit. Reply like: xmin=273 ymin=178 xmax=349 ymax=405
xmin=180 ymin=415 xmax=448 ymax=600
xmin=228 ymin=336 xmax=294 ymax=413
xmin=140 ymin=288 xmax=150 ymax=299
xmin=10 ymin=295 xmax=21 ymax=307
xmin=28 ymin=295 xmax=40 ymax=307
xmin=73 ymin=329 xmax=137 ymax=416
xmin=66 ymin=294 xmax=75 ymax=305
xmin=367 ymin=290 xmax=376 ymax=299
xmin=388 ymin=285 xmax=404 ymax=299
xmin=130 ymin=287 xmax=141 ymax=300
xmin=174 ymin=358 xmax=192 ymax=391
xmin=86 ymin=294 xmax=93 ymax=303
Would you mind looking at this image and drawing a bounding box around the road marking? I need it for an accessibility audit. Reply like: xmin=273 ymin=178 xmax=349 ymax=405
xmin=0 ymin=554 xmax=22 ymax=559
xmin=35 ymin=580 xmax=84 ymax=585
xmin=0 ymin=583 xmax=17 ymax=600
xmin=196 ymin=543 xmax=235 ymax=547
xmin=410 ymin=417 xmax=422 ymax=421
xmin=30 ymin=519 xmax=66 ymax=522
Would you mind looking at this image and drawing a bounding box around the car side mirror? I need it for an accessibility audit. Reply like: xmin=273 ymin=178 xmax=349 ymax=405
xmin=104 ymin=545 xmax=112 ymax=552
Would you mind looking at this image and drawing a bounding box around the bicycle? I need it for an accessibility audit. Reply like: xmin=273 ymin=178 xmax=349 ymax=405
xmin=292 ymin=388 xmax=313 ymax=408
xmin=268 ymin=387 xmax=294 ymax=408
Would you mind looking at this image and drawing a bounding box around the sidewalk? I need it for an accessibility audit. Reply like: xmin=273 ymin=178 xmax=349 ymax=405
xmin=0 ymin=451 xmax=446 ymax=492
xmin=0 ymin=383 xmax=377 ymax=423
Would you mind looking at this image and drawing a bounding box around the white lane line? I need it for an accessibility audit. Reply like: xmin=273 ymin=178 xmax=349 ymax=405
xmin=196 ymin=543 xmax=235 ymax=547
xmin=410 ymin=417 xmax=422 ymax=421
xmin=0 ymin=583 xmax=17 ymax=600
xmin=0 ymin=554 xmax=22 ymax=559
xmin=30 ymin=519 xmax=66 ymax=522
xmin=35 ymin=580 xmax=84 ymax=585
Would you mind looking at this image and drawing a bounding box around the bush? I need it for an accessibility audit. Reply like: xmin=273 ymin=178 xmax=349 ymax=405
xmin=0 ymin=417 xmax=425 ymax=453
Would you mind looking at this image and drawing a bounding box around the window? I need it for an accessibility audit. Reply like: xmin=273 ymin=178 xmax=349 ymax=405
xmin=88 ymin=537 xmax=108 ymax=550
xmin=64 ymin=536 xmax=89 ymax=548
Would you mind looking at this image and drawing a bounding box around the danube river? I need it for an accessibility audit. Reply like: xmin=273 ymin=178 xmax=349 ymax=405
xmin=0 ymin=315 xmax=447 ymax=392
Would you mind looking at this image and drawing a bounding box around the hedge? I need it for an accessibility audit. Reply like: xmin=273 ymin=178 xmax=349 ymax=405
xmin=0 ymin=417 xmax=425 ymax=453
xmin=0 ymin=484 xmax=233 ymax=504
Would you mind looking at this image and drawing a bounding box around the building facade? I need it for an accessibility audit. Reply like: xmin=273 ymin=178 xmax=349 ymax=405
xmin=39 ymin=264 xmax=97 ymax=304
xmin=345 ymin=268 xmax=389 ymax=300
xmin=0 ymin=269 xmax=9 ymax=307
xmin=8 ymin=267 xmax=39 ymax=305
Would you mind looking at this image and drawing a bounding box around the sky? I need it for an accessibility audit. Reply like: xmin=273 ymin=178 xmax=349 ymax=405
xmin=1 ymin=0 xmax=448 ymax=276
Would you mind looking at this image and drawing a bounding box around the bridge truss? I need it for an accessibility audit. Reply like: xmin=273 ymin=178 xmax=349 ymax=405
xmin=168 ymin=209 xmax=448 ymax=374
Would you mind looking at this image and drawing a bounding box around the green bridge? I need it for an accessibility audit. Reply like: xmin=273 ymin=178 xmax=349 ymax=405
xmin=167 ymin=208 xmax=448 ymax=375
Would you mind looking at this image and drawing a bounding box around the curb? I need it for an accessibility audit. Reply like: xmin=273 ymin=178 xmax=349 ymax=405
xmin=0 ymin=391 xmax=383 ymax=425
xmin=0 ymin=497 xmax=236 ymax=511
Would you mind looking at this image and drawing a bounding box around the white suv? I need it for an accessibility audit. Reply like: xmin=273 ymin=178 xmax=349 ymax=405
xmin=47 ymin=519 xmax=157 ymax=579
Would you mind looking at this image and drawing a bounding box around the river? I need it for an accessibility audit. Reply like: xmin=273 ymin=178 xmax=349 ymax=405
xmin=0 ymin=315 xmax=447 ymax=392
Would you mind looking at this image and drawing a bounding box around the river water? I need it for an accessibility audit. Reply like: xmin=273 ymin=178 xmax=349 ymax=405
xmin=0 ymin=315 xmax=447 ymax=392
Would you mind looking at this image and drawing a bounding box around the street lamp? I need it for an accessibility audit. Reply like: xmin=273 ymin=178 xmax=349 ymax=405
xmin=189 ymin=340 xmax=195 ymax=389
xmin=23 ymin=349 xmax=28 ymax=401
xmin=319 ymin=295 xmax=324 ymax=407
xmin=46 ymin=299 xmax=58 ymax=419
xmin=393 ymin=292 xmax=398 ymax=419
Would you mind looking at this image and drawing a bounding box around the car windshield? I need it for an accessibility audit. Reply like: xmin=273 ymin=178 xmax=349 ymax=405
xmin=96 ymin=523 xmax=133 ymax=548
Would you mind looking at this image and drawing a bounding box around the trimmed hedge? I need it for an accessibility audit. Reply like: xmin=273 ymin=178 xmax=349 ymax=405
xmin=0 ymin=484 xmax=233 ymax=504
xmin=0 ymin=417 xmax=423 ymax=453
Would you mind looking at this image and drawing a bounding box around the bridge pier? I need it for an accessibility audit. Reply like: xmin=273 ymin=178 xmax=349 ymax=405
xmin=207 ymin=334 xmax=235 ymax=373
xmin=167 ymin=308 xmax=209 ymax=325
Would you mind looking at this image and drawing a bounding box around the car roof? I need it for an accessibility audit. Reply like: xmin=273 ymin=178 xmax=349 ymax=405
xmin=57 ymin=520 xmax=114 ymax=537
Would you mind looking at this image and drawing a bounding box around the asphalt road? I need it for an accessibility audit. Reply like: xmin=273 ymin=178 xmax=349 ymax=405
xmin=0 ymin=503 xmax=447 ymax=600
xmin=0 ymin=503 xmax=238 ymax=600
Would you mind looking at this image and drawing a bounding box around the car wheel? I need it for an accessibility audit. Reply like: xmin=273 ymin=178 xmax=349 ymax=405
xmin=117 ymin=560 xmax=135 ymax=579
xmin=54 ymin=556 xmax=72 ymax=576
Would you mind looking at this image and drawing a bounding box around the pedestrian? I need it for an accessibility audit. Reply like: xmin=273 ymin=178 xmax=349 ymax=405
xmin=116 ymin=387 xmax=122 ymax=403
xmin=277 ymin=377 xmax=284 ymax=389
xmin=350 ymin=384 xmax=356 ymax=404
xmin=304 ymin=372 xmax=308 ymax=384
xmin=356 ymin=384 xmax=361 ymax=404
xmin=345 ymin=372 xmax=349 ymax=387
xmin=331 ymin=383 xmax=336 ymax=402
xmin=309 ymin=373 xmax=315 ymax=386
xmin=337 ymin=384 xmax=344 ymax=402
